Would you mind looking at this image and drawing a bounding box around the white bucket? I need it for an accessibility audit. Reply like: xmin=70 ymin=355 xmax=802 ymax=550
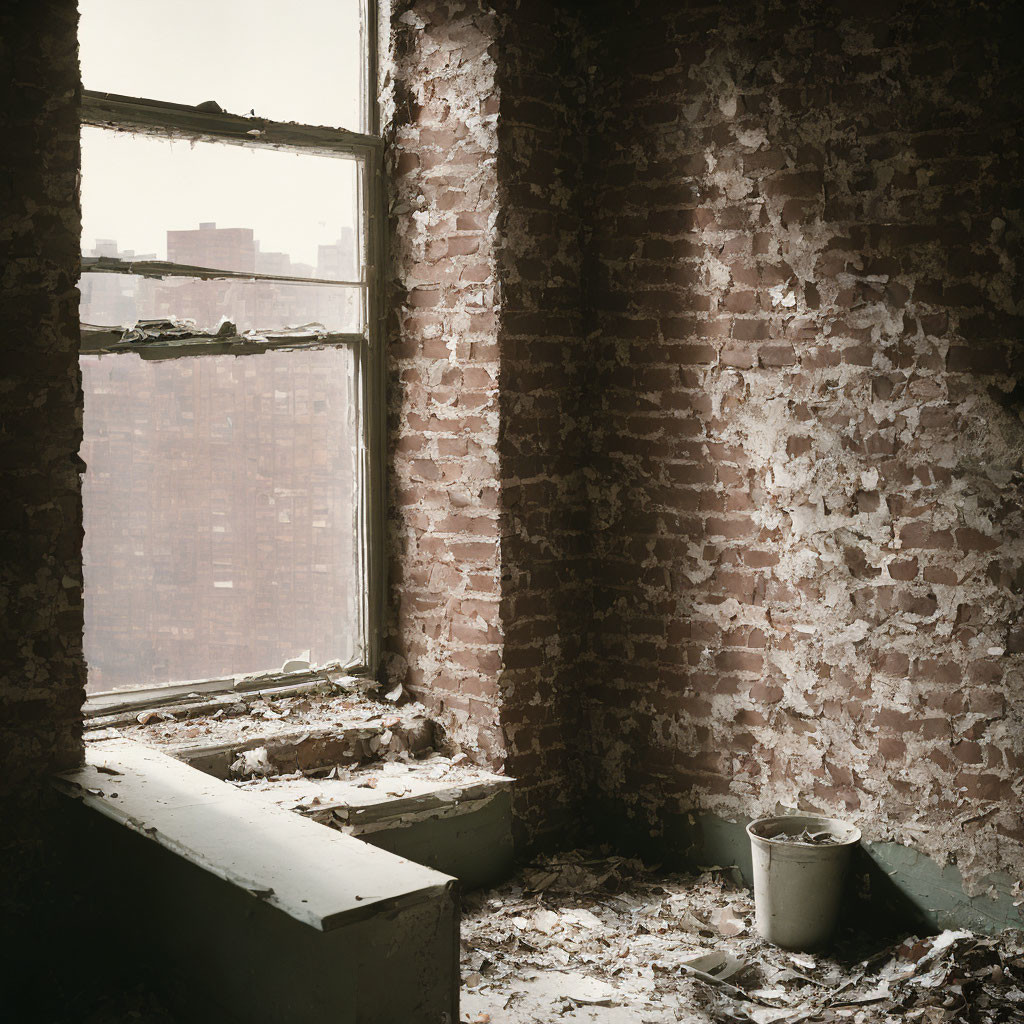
xmin=746 ymin=814 xmax=861 ymax=951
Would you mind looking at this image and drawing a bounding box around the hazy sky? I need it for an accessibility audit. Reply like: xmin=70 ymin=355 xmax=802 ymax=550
xmin=81 ymin=128 xmax=361 ymax=268
xmin=79 ymin=0 xmax=365 ymax=267
xmin=79 ymin=0 xmax=364 ymax=128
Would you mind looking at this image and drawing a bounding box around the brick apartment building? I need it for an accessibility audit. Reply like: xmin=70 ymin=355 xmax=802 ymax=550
xmin=80 ymin=346 xmax=358 ymax=692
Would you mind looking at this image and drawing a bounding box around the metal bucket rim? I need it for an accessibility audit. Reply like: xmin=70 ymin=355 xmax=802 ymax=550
xmin=746 ymin=814 xmax=861 ymax=849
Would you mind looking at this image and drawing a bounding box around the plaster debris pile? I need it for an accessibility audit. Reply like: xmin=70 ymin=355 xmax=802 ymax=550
xmin=115 ymin=316 xmax=331 ymax=345
xmin=110 ymin=687 xmax=513 ymax=843
xmin=229 ymin=751 xmax=504 ymax=833
xmin=120 ymin=691 xmax=431 ymax=753
xmin=104 ymin=689 xmax=441 ymax=780
xmin=765 ymin=829 xmax=842 ymax=846
xmin=460 ymin=851 xmax=1024 ymax=1024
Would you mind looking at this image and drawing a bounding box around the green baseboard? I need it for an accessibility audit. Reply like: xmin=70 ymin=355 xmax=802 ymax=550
xmin=597 ymin=806 xmax=1022 ymax=937
xmin=354 ymin=787 xmax=515 ymax=891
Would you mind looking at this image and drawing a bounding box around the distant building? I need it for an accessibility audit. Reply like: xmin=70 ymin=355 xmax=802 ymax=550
xmin=84 ymin=224 xmax=356 ymax=334
xmin=254 ymin=246 xmax=292 ymax=277
xmin=314 ymin=229 xmax=359 ymax=331
xmin=160 ymin=223 xmax=257 ymax=330
xmin=316 ymin=227 xmax=357 ymax=281
xmin=91 ymin=238 xmax=120 ymax=258
xmin=167 ymin=222 xmax=255 ymax=273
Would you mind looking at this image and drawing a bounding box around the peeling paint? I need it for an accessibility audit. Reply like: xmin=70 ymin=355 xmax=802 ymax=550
xmin=583 ymin=0 xmax=1024 ymax=892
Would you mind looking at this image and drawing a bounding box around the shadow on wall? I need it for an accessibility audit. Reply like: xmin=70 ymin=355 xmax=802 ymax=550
xmin=579 ymin=0 xmax=1024 ymax=904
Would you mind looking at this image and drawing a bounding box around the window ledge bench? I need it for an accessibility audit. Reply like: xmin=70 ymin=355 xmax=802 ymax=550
xmin=53 ymin=737 xmax=460 ymax=1024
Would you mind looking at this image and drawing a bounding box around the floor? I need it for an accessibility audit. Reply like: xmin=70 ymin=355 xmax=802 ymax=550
xmin=47 ymin=848 xmax=1024 ymax=1023
xmin=460 ymin=850 xmax=1024 ymax=1024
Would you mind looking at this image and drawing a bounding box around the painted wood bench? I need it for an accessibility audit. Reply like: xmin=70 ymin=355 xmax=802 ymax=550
xmin=54 ymin=738 xmax=459 ymax=1023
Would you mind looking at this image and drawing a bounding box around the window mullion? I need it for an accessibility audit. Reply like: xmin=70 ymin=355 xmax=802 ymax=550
xmin=82 ymin=90 xmax=382 ymax=158
xmin=83 ymin=256 xmax=365 ymax=290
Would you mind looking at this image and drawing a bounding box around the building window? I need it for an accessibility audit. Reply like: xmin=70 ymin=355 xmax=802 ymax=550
xmin=77 ymin=0 xmax=382 ymax=706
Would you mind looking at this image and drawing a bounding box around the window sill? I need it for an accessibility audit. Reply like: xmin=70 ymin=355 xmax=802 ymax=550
xmin=86 ymin=690 xmax=435 ymax=778
xmin=53 ymin=736 xmax=455 ymax=932
xmin=83 ymin=668 xmax=376 ymax=724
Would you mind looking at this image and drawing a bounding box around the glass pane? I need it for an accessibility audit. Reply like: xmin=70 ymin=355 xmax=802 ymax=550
xmin=79 ymin=272 xmax=362 ymax=334
xmin=79 ymin=0 xmax=366 ymax=131
xmin=81 ymin=127 xmax=363 ymax=281
xmin=80 ymin=347 xmax=362 ymax=693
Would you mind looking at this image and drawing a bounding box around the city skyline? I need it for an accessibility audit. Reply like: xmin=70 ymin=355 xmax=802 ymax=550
xmin=80 ymin=222 xmax=360 ymax=333
xmin=85 ymin=220 xmax=358 ymax=278
xmin=80 ymin=125 xmax=362 ymax=278
xmin=79 ymin=345 xmax=360 ymax=693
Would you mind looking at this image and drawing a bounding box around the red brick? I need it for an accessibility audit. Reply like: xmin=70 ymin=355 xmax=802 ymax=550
xmin=900 ymin=523 xmax=954 ymax=549
xmin=759 ymin=345 xmax=797 ymax=367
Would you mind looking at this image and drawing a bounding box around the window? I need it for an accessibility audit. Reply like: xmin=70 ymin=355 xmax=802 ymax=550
xmin=78 ymin=1 xmax=382 ymax=707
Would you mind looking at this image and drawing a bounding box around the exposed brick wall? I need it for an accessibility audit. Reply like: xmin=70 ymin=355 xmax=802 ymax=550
xmin=0 ymin=0 xmax=85 ymax=989
xmin=384 ymin=0 xmax=1024 ymax=877
xmin=6 ymin=0 xmax=1021 ymax=899
xmin=384 ymin=0 xmax=505 ymax=767
xmin=384 ymin=0 xmax=591 ymax=845
xmin=582 ymin=0 xmax=1024 ymax=888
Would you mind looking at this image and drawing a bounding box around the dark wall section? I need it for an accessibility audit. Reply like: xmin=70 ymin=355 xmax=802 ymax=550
xmin=494 ymin=0 xmax=592 ymax=848
xmin=0 ymin=0 xmax=86 ymax=1007
xmin=581 ymin=0 xmax=1024 ymax=894
xmin=0 ymin=0 xmax=84 ymax=780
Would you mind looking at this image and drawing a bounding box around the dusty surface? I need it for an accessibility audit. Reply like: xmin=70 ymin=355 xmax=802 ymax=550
xmin=232 ymin=752 xmax=510 ymax=833
xmin=234 ymin=751 xmax=507 ymax=802
xmin=461 ymin=852 xmax=1024 ymax=1023
xmin=115 ymin=691 xmax=433 ymax=755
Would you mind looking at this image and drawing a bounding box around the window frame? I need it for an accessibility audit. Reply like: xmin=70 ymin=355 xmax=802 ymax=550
xmin=79 ymin=2 xmax=385 ymax=716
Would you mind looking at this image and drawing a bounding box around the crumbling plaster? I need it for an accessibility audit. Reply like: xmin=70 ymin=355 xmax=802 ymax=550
xmin=11 ymin=12 xmax=1024 ymax=1024
xmin=383 ymin=0 xmax=506 ymax=772
xmin=2 ymin=0 xmax=1014 ymax=899
xmin=383 ymin=0 xmax=592 ymax=846
xmin=582 ymin=0 xmax=1024 ymax=890
xmin=382 ymin=0 xmax=1024 ymax=881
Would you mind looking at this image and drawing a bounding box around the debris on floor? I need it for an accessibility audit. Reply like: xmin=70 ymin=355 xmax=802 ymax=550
xmin=49 ymin=981 xmax=181 ymax=1024
xmin=118 ymin=691 xmax=429 ymax=748
xmin=460 ymin=851 xmax=1024 ymax=1023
